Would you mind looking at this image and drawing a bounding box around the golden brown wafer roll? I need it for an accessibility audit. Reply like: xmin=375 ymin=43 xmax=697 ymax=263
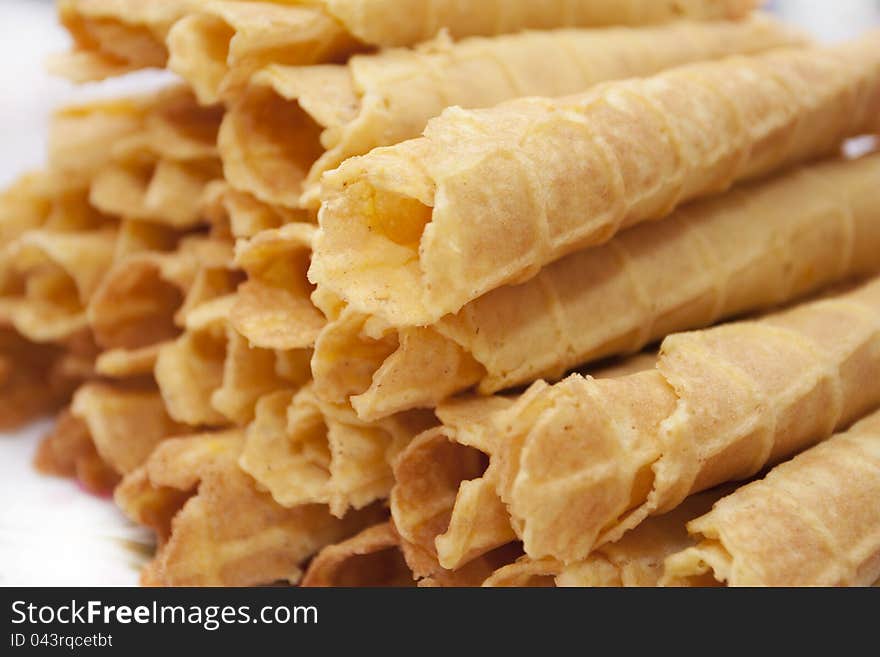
xmin=663 ymin=410 xmax=880 ymax=586
xmin=394 ymin=278 xmax=880 ymax=568
xmin=314 ymin=152 xmax=880 ymax=420
xmin=87 ymin=236 xmax=234 ymax=378
xmin=169 ymin=0 xmax=761 ymax=105
xmin=200 ymin=181 xmax=303 ymax=240
xmin=222 ymin=15 xmax=805 ymax=208
xmin=391 ymin=356 xmax=655 ymax=577
xmin=230 ymin=223 xmax=325 ymax=351
xmin=34 ymin=408 xmax=121 ymax=494
xmin=240 ymin=385 xmax=434 ymax=517
xmin=89 ymin=158 xmax=221 ymax=229
xmin=301 ymin=522 xmax=415 ymax=587
xmin=70 ymin=382 xmax=188 ymax=476
xmin=483 ymin=489 xmax=724 ymax=587
xmin=313 ymin=34 xmax=880 ymax=326
xmin=50 ymin=0 xmax=196 ymax=81
xmin=156 ymin=293 xmax=311 ymax=427
xmin=0 ymin=228 xmax=117 ymax=343
xmin=0 ymin=328 xmax=87 ymax=431
xmin=116 ymin=430 xmax=385 ymax=586
xmin=48 ymin=87 xmax=222 ymax=188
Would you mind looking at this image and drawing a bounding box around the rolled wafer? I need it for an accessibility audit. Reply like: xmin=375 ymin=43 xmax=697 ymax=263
xmin=89 ymin=157 xmax=222 ymax=229
xmin=222 ymin=15 xmax=806 ymax=208
xmin=0 ymin=328 xmax=88 ymax=432
xmin=313 ymin=34 xmax=880 ymax=326
xmin=301 ymin=522 xmax=415 ymax=587
xmin=48 ymin=86 xmax=222 ymax=188
xmin=0 ymin=227 xmax=118 ymax=343
xmin=230 ymin=223 xmax=325 ymax=352
xmin=50 ymin=0 xmax=197 ymax=81
xmin=314 ymin=152 xmax=880 ymax=420
xmin=156 ymin=292 xmax=312 ymax=427
xmin=169 ymin=0 xmax=760 ymax=105
xmin=200 ymin=181 xmax=303 ymax=241
xmin=481 ymin=278 xmax=880 ymax=565
xmin=87 ymin=236 xmax=233 ymax=377
xmin=35 ymin=408 xmax=120 ymax=494
xmin=391 ymin=357 xmax=655 ymax=576
xmin=70 ymin=382 xmax=188 ymax=476
xmin=240 ymin=385 xmax=434 ymax=518
xmin=115 ymin=430 xmax=385 ymax=586
xmin=394 ymin=279 xmax=880 ymax=568
xmin=301 ymin=520 xmax=523 ymax=587
xmin=663 ymin=410 xmax=880 ymax=587
xmin=483 ymin=489 xmax=725 ymax=587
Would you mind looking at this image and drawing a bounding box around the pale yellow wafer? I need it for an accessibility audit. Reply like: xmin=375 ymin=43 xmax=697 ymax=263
xmin=240 ymin=385 xmax=434 ymax=517
xmin=483 ymin=489 xmax=724 ymax=587
xmin=663 ymin=410 xmax=880 ymax=586
xmin=314 ymin=152 xmax=880 ymax=420
xmin=116 ymin=430 xmax=386 ymax=586
xmin=313 ymin=34 xmax=880 ymax=326
xmin=50 ymin=0 xmax=197 ymax=81
xmin=230 ymin=223 xmax=324 ymax=351
xmin=70 ymin=382 xmax=187 ymax=475
xmin=394 ymin=279 xmax=880 ymax=568
xmin=0 ymin=228 xmax=117 ymax=343
xmin=170 ymin=0 xmax=760 ymax=105
xmin=222 ymin=15 xmax=805 ymax=208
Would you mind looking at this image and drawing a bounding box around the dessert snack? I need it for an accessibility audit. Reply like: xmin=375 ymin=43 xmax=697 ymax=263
xmin=166 ymin=0 xmax=762 ymax=104
xmin=220 ymin=15 xmax=804 ymax=207
xmin=313 ymin=34 xmax=880 ymax=326
xmin=116 ymin=430 xmax=386 ymax=586
xmin=314 ymin=152 xmax=880 ymax=420
xmin=393 ymin=278 xmax=880 ymax=569
xmin=663 ymin=409 xmax=880 ymax=586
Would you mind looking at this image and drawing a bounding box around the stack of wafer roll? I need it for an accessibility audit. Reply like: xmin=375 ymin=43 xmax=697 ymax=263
xmin=5 ymin=0 xmax=880 ymax=586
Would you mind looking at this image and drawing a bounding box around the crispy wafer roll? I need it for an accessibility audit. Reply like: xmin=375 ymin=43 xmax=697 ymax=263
xmin=223 ymin=16 xmax=805 ymax=209
xmin=48 ymin=87 xmax=222 ymax=188
xmin=240 ymin=385 xmax=434 ymax=517
xmin=391 ymin=357 xmax=655 ymax=576
xmin=230 ymin=223 xmax=324 ymax=352
xmin=200 ymin=181 xmax=303 ymax=241
xmin=87 ymin=236 xmax=233 ymax=378
xmin=0 ymin=228 xmax=117 ymax=343
xmin=170 ymin=0 xmax=760 ymax=105
xmin=395 ymin=279 xmax=880 ymax=568
xmin=315 ymin=152 xmax=880 ymax=420
xmin=156 ymin=293 xmax=311 ymax=427
xmin=116 ymin=430 xmax=385 ymax=586
xmin=313 ymin=34 xmax=880 ymax=326
xmin=499 ymin=278 xmax=880 ymax=564
xmin=35 ymin=408 xmax=120 ymax=494
xmin=90 ymin=158 xmax=221 ymax=229
xmin=70 ymin=382 xmax=187 ymax=476
xmin=663 ymin=410 xmax=880 ymax=587
xmin=51 ymin=0 xmax=196 ymax=81
xmin=301 ymin=522 xmax=415 ymax=587
xmin=0 ymin=328 xmax=86 ymax=431
xmin=483 ymin=489 xmax=724 ymax=587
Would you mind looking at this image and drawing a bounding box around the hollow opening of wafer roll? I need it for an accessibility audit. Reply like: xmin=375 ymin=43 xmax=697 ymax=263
xmin=89 ymin=261 xmax=183 ymax=350
xmin=314 ymin=173 xmax=437 ymax=324
xmin=167 ymin=14 xmax=233 ymax=106
xmin=61 ymin=12 xmax=168 ymax=71
xmin=221 ymin=85 xmax=325 ymax=208
xmin=391 ymin=429 xmax=489 ymax=569
xmin=312 ymin=311 xmax=401 ymax=405
xmin=307 ymin=545 xmax=413 ymax=587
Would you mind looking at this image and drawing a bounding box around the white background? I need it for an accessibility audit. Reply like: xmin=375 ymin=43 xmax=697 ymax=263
xmin=0 ymin=0 xmax=878 ymax=585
